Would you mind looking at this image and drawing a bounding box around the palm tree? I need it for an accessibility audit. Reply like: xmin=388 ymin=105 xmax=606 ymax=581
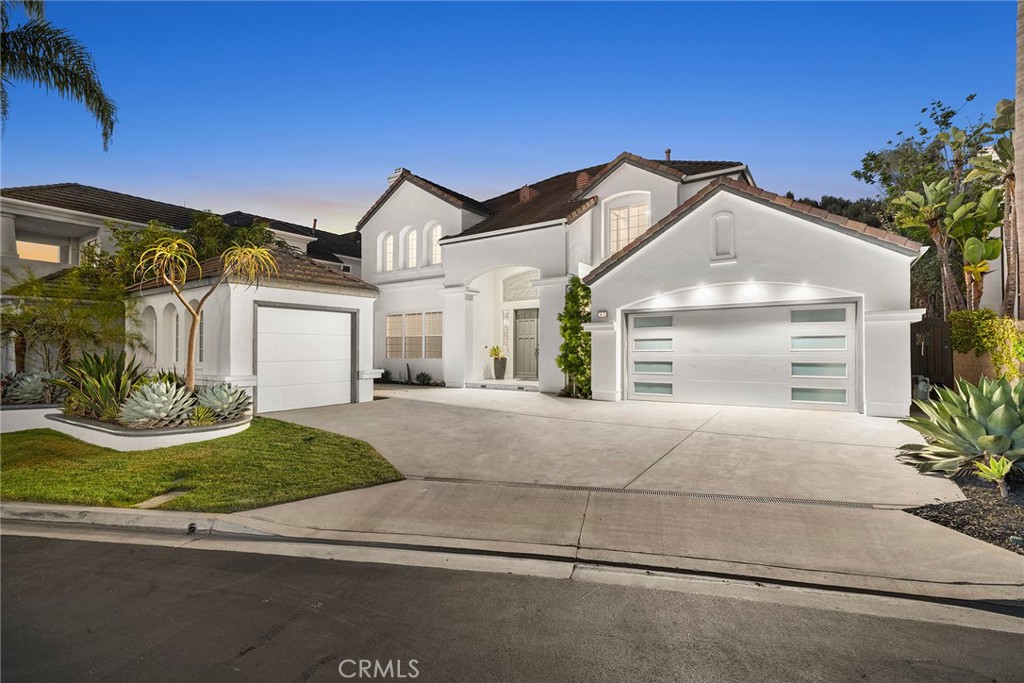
xmin=1015 ymin=0 xmax=1024 ymax=318
xmin=1 ymin=0 xmax=117 ymax=149
xmin=135 ymin=238 xmax=278 ymax=392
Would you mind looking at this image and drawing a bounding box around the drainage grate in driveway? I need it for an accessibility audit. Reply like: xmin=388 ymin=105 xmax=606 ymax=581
xmin=417 ymin=476 xmax=878 ymax=509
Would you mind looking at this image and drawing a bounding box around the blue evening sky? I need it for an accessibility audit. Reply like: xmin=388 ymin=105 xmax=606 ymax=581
xmin=1 ymin=1 xmax=1015 ymax=233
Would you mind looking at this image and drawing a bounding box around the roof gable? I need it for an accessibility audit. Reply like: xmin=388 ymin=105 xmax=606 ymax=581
xmin=583 ymin=177 xmax=922 ymax=285
xmin=355 ymin=170 xmax=492 ymax=232
xmin=579 ymin=152 xmax=746 ymax=199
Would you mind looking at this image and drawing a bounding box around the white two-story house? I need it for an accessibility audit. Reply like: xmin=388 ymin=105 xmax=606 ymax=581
xmin=358 ymin=151 xmax=924 ymax=417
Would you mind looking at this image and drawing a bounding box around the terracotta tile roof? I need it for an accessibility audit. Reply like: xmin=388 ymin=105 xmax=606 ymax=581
xmin=1 ymin=182 xmax=197 ymax=230
xmin=136 ymin=247 xmax=376 ymax=295
xmin=583 ymin=177 xmax=922 ymax=285
xmin=355 ymin=169 xmax=492 ymax=231
xmin=307 ymin=230 xmax=361 ymax=262
xmin=221 ymin=210 xmax=317 ymax=239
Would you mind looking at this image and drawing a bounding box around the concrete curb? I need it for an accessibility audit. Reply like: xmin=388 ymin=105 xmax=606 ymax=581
xmin=3 ymin=501 xmax=1022 ymax=606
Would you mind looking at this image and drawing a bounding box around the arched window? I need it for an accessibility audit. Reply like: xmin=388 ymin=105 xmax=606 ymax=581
xmin=406 ymin=230 xmax=418 ymax=269
xmin=160 ymin=303 xmax=177 ymax=367
xmin=712 ymin=211 xmax=735 ymax=260
xmin=141 ymin=306 xmax=157 ymax=367
xmin=429 ymin=224 xmax=443 ymax=265
xmin=382 ymin=233 xmax=394 ymax=272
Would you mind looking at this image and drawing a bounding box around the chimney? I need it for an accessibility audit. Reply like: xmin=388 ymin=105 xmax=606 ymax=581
xmin=575 ymin=171 xmax=591 ymax=191
xmin=665 ymin=148 xmax=671 ymax=161
xmin=387 ymin=167 xmax=406 ymax=185
xmin=519 ymin=185 xmax=540 ymax=203
xmin=312 ymin=218 xmax=318 ymax=234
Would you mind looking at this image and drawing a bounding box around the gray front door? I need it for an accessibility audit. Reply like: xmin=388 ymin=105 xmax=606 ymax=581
xmin=514 ymin=308 xmax=539 ymax=380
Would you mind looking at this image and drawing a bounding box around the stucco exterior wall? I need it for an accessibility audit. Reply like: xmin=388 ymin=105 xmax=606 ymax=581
xmin=587 ymin=191 xmax=922 ymax=416
xmin=582 ymin=163 xmax=679 ymax=262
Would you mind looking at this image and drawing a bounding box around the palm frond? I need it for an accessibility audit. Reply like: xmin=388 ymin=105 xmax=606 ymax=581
xmin=1 ymin=17 xmax=117 ymax=148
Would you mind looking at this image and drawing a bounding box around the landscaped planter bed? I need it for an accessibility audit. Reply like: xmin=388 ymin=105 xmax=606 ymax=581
xmin=45 ymin=413 xmax=251 ymax=451
xmin=907 ymin=476 xmax=1024 ymax=556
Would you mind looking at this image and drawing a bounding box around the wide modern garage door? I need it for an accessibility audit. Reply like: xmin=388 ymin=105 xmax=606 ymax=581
xmin=627 ymin=302 xmax=857 ymax=411
xmin=256 ymin=305 xmax=355 ymax=413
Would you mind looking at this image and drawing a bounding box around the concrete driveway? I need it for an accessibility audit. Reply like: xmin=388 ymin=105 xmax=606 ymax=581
xmin=269 ymin=387 xmax=958 ymax=506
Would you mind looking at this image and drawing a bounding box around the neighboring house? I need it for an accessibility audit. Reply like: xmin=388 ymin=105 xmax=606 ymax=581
xmin=358 ymin=151 xmax=924 ymax=417
xmin=0 ymin=183 xmax=376 ymax=413
xmin=307 ymin=229 xmax=362 ymax=277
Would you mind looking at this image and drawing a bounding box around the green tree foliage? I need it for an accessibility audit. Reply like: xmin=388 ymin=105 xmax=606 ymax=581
xmin=186 ymin=212 xmax=277 ymax=262
xmin=1 ymin=264 xmax=145 ymax=372
xmin=786 ymin=193 xmax=884 ymax=227
xmin=0 ymin=0 xmax=117 ymax=148
xmin=556 ymin=276 xmax=592 ymax=399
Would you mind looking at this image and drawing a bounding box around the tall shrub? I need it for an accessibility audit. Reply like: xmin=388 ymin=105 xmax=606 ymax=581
xmin=948 ymin=308 xmax=1022 ymax=379
xmin=556 ymin=275 xmax=591 ymax=398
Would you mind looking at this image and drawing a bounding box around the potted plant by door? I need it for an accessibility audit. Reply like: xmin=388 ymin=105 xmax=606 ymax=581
xmin=487 ymin=346 xmax=507 ymax=380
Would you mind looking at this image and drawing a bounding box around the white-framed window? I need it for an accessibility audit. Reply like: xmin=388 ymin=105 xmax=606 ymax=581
xmin=16 ymin=239 xmax=61 ymax=263
xmin=406 ymin=230 xmax=418 ymax=269
xmin=381 ymin=233 xmax=394 ymax=272
xmin=609 ymin=201 xmax=649 ymax=253
xmin=385 ymin=312 xmax=443 ymax=359
xmin=429 ymin=224 xmax=443 ymax=265
xmin=712 ymin=212 xmax=735 ymax=260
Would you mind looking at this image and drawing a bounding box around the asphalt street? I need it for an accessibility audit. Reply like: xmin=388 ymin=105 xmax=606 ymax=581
xmin=1 ymin=535 xmax=1020 ymax=682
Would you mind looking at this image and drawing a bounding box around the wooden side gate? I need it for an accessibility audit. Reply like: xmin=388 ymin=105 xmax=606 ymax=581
xmin=910 ymin=317 xmax=953 ymax=386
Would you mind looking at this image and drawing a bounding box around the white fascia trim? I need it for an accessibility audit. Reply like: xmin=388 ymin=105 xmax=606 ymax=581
xmin=583 ymin=321 xmax=616 ymax=332
xmin=865 ymin=308 xmax=926 ymax=323
xmin=376 ymin=275 xmax=445 ymax=289
xmin=441 ymin=220 xmax=565 ymax=245
xmin=680 ymin=165 xmax=749 ymax=183
xmin=1 ymin=197 xmax=147 ymax=230
xmin=534 ymin=275 xmax=570 ymax=289
xmin=272 ymin=228 xmax=315 ymax=245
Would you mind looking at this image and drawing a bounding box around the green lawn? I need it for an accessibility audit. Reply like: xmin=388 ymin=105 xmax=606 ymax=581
xmin=0 ymin=417 xmax=403 ymax=512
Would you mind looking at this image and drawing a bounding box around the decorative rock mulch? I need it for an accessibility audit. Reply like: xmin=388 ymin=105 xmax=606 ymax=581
xmin=907 ymin=475 xmax=1024 ymax=556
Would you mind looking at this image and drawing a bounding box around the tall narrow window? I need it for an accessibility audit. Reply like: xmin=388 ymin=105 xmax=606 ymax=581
xmin=406 ymin=230 xmax=418 ymax=268
xmin=430 ymin=224 xmax=443 ymax=265
xmin=382 ymin=233 xmax=394 ymax=272
xmin=609 ymin=201 xmax=649 ymax=253
xmin=404 ymin=313 xmax=424 ymax=358
xmin=424 ymin=311 xmax=443 ymax=358
xmin=386 ymin=315 xmax=403 ymax=359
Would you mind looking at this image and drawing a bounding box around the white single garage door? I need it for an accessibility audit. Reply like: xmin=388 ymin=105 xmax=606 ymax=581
xmin=627 ymin=302 xmax=857 ymax=411
xmin=256 ymin=306 xmax=354 ymax=413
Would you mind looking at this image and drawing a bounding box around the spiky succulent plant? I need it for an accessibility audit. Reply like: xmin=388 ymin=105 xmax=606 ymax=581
xmin=898 ymin=376 xmax=1024 ymax=479
xmin=4 ymin=373 xmax=67 ymax=405
xmin=189 ymin=404 xmax=217 ymax=427
xmin=196 ymin=383 xmax=251 ymax=421
xmin=119 ymin=381 xmax=196 ymax=429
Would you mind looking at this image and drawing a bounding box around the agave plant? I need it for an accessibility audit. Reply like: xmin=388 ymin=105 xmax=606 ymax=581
xmin=4 ymin=372 xmax=67 ymax=405
xmin=49 ymin=351 xmax=146 ymax=422
xmin=898 ymin=376 xmax=1024 ymax=479
xmin=976 ymin=455 xmax=1014 ymax=499
xmin=139 ymin=368 xmax=186 ymax=387
xmin=195 ymin=383 xmax=252 ymax=421
xmin=119 ymin=381 xmax=196 ymax=429
xmin=189 ymin=404 xmax=217 ymax=427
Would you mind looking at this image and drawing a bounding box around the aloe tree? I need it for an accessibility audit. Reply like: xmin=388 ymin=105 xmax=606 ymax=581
xmin=966 ymin=100 xmax=1018 ymax=317
xmin=1 ymin=0 xmax=117 ymax=149
xmin=135 ymin=238 xmax=278 ymax=391
xmin=1016 ymin=2 xmax=1024 ymax=318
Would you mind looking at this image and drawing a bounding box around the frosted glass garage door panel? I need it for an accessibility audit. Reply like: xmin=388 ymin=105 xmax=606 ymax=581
xmin=256 ymin=307 xmax=354 ymax=412
xmin=626 ymin=304 xmax=856 ymax=410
